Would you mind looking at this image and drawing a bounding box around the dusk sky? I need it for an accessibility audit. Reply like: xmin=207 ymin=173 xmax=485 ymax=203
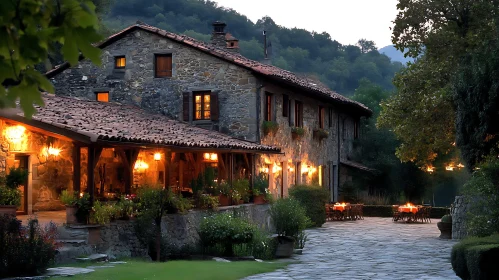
xmin=212 ymin=0 xmax=399 ymax=48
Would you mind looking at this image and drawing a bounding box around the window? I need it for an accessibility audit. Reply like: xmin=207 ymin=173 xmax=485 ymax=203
xmin=194 ymin=92 xmax=211 ymax=120
xmin=294 ymin=101 xmax=303 ymax=127
xmin=354 ymin=119 xmax=360 ymax=139
xmin=282 ymin=94 xmax=289 ymax=117
xmin=96 ymin=92 xmax=109 ymax=102
xmin=114 ymin=56 xmax=126 ymax=69
xmin=319 ymin=106 xmax=325 ymax=129
xmin=265 ymin=92 xmax=272 ymax=121
xmin=155 ymin=54 xmax=172 ymax=77
xmin=329 ymin=108 xmax=333 ymax=128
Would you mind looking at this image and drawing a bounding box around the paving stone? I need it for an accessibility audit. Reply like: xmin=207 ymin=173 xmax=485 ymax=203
xmin=243 ymin=217 xmax=459 ymax=280
xmin=43 ymin=267 xmax=94 ymax=277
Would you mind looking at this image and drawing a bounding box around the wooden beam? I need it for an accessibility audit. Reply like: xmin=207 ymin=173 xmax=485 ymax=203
xmin=87 ymin=146 xmax=96 ymax=203
xmin=72 ymin=144 xmax=81 ymax=193
xmin=164 ymin=150 xmax=172 ymax=188
xmin=229 ymin=153 xmax=234 ymax=186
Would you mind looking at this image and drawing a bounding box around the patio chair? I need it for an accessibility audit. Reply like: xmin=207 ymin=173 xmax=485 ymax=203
xmin=392 ymin=205 xmax=401 ymax=222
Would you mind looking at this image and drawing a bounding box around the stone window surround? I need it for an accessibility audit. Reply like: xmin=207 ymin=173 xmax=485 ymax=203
xmin=94 ymin=88 xmax=111 ymax=102
xmin=185 ymin=87 xmax=220 ymax=124
xmin=114 ymin=55 xmax=126 ymax=69
xmin=153 ymin=51 xmax=175 ymax=78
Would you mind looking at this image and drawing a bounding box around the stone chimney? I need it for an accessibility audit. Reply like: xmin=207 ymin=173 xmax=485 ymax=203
xmin=225 ymin=33 xmax=240 ymax=53
xmin=211 ymin=21 xmax=227 ymax=48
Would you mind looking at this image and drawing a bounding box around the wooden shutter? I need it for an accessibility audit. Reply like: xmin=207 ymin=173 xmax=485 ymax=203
xmin=210 ymin=92 xmax=219 ymax=121
xmin=283 ymin=94 xmax=289 ymax=117
xmin=155 ymin=54 xmax=172 ymax=77
xmin=183 ymin=92 xmax=190 ymax=121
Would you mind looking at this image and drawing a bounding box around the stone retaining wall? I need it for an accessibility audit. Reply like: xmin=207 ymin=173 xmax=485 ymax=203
xmin=92 ymin=203 xmax=271 ymax=259
xmin=451 ymin=195 xmax=469 ymax=239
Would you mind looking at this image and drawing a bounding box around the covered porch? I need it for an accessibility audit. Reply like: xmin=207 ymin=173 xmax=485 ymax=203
xmin=0 ymin=94 xmax=280 ymax=215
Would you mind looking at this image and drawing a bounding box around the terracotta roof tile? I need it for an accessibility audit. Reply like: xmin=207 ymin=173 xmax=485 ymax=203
xmin=17 ymin=94 xmax=280 ymax=152
xmin=45 ymin=23 xmax=371 ymax=116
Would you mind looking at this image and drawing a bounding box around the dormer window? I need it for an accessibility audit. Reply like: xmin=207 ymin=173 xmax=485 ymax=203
xmin=114 ymin=56 xmax=126 ymax=69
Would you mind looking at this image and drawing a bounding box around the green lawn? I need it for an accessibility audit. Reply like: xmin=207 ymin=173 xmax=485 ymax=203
xmin=53 ymin=260 xmax=288 ymax=280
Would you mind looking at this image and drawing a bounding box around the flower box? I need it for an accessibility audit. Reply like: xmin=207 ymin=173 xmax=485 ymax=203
xmin=313 ymin=128 xmax=329 ymax=140
xmin=262 ymin=121 xmax=279 ymax=136
xmin=291 ymin=127 xmax=305 ymax=140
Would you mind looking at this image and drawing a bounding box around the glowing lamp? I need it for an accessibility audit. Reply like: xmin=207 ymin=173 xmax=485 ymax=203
xmin=154 ymin=153 xmax=161 ymax=161
xmin=47 ymin=146 xmax=61 ymax=156
xmin=203 ymin=153 xmax=218 ymax=162
xmin=457 ymin=163 xmax=465 ymax=168
xmin=426 ymin=166 xmax=434 ymax=173
xmin=445 ymin=165 xmax=454 ymax=171
xmin=272 ymin=163 xmax=282 ymax=174
xmin=310 ymin=167 xmax=317 ymax=173
xmin=5 ymin=125 xmax=25 ymax=144
xmin=288 ymin=166 xmax=294 ymax=172
xmin=134 ymin=160 xmax=149 ymax=170
xmin=301 ymin=165 xmax=309 ymax=174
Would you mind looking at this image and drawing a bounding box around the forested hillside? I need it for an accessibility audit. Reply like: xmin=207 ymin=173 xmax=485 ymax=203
xmin=104 ymin=0 xmax=403 ymax=95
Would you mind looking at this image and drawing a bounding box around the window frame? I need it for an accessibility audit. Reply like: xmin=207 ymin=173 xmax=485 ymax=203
xmin=96 ymin=91 xmax=109 ymax=102
xmin=154 ymin=53 xmax=173 ymax=78
xmin=193 ymin=91 xmax=211 ymax=121
xmin=114 ymin=56 xmax=126 ymax=69
xmin=294 ymin=101 xmax=303 ymax=127
xmin=328 ymin=108 xmax=333 ymax=128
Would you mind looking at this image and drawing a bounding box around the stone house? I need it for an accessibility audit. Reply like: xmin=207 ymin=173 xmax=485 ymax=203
xmin=47 ymin=21 xmax=372 ymax=202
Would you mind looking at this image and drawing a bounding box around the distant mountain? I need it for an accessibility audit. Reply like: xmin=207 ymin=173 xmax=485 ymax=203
xmin=379 ymin=45 xmax=414 ymax=64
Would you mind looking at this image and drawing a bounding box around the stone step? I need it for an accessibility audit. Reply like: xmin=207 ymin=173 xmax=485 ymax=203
xmin=75 ymin=254 xmax=108 ymax=262
xmin=57 ymin=226 xmax=89 ymax=241
xmin=56 ymin=239 xmax=87 ymax=246
xmin=56 ymin=245 xmax=95 ymax=264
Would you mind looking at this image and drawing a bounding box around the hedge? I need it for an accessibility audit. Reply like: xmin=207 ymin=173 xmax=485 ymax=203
xmin=451 ymin=234 xmax=499 ymax=280
xmin=289 ymin=185 xmax=329 ymax=227
xmin=362 ymin=205 xmax=449 ymax=219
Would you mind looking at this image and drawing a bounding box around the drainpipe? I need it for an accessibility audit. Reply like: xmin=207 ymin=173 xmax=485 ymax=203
xmin=336 ymin=112 xmax=341 ymax=202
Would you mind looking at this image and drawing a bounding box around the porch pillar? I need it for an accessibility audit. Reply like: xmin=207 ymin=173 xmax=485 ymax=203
xmin=282 ymin=161 xmax=288 ymax=198
xmin=87 ymin=146 xmax=96 ymax=203
xmin=229 ymin=153 xmax=234 ymax=186
xmin=72 ymin=144 xmax=81 ymax=193
xmin=164 ymin=150 xmax=172 ymax=188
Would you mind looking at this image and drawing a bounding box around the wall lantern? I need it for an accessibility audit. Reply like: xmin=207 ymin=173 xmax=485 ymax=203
xmin=154 ymin=153 xmax=162 ymax=161
xmin=272 ymin=163 xmax=282 ymax=174
xmin=426 ymin=166 xmax=434 ymax=173
xmin=5 ymin=125 xmax=25 ymax=144
xmin=134 ymin=159 xmax=149 ymax=170
xmin=301 ymin=165 xmax=309 ymax=174
xmin=457 ymin=163 xmax=465 ymax=168
xmin=260 ymin=167 xmax=269 ymax=173
xmin=47 ymin=146 xmax=61 ymax=157
xmin=445 ymin=165 xmax=455 ymax=171
xmin=203 ymin=153 xmax=218 ymax=162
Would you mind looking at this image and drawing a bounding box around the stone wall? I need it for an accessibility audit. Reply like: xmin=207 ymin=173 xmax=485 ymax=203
xmin=161 ymin=203 xmax=271 ymax=248
xmin=451 ymin=195 xmax=469 ymax=239
xmin=96 ymin=221 xmax=149 ymax=259
xmin=51 ymin=29 xmax=259 ymax=141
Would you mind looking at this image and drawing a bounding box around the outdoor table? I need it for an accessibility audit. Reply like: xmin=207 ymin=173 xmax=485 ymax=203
xmin=398 ymin=205 xmax=419 ymax=214
xmin=333 ymin=203 xmax=350 ymax=212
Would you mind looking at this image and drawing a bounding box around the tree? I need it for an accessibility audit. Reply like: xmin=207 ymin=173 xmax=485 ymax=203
xmin=357 ymin=39 xmax=377 ymax=53
xmin=380 ymin=0 xmax=499 ymax=167
xmin=454 ymin=38 xmax=499 ymax=170
xmin=0 ymin=0 xmax=102 ymax=117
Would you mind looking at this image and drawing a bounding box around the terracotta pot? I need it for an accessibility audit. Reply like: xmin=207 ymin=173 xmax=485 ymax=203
xmin=238 ymin=199 xmax=244 ymax=205
xmin=437 ymin=222 xmax=452 ymax=239
xmin=218 ymin=195 xmax=231 ymax=207
xmin=275 ymin=236 xmax=295 ymax=258
xmin=291 ymin=132 xmax=302 ymax=141
xmin=0 ymin=205 xmax=17 ymax=217
xmin=65 ymin=205 xmax=78 ymax=224
xmin=253 ymin=195 xmax=267 ymax=205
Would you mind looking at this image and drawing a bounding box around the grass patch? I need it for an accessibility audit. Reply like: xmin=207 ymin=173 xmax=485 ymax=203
xmin=52 ymin=260 xmax=288 ymax=280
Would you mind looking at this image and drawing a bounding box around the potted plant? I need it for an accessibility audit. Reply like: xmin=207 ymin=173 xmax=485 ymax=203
xmin=262 ymin=121 xmax=279 ymax=136
xmin=269 ymin=198 xmax=311 ymax=258
xmin=60 ymin=190 xmax=78 ymax=224
xmin=217 ymin=181 xmax=231 ymax=207
xmin=437 ymin=214 xmax=452 ymax=239
xmin=313 ymin=128 xmax=329 ymax=140
xmin=0 ymin=168 xmax=28 ymax=216
xmin=233 ymin=178 xmax=250 ymax=204
xmin=253 ymin=173 xmax=269 ymax=205
xmin=291 ymin=127 xmax=305 ymax=140
xmin=231 ymin=190 xmax=242 ymax=205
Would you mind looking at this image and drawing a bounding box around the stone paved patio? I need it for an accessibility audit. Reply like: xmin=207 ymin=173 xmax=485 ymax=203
xmin=246 ymin=217 xmax=459 ymax=280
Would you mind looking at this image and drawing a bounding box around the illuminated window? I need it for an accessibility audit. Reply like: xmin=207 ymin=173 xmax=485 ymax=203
xmin=115 ymin=56 xmax=126 ymax=69
xmin=96 ymin=92 xmax=109 ymax=102
xmin=194 ymin=92 xmax=211 ymax=120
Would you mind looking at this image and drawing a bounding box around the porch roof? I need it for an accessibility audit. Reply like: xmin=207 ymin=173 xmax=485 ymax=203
xmin=1 ymin=94 xmax=280 ymax=153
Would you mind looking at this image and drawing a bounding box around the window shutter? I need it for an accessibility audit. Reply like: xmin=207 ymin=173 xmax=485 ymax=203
xmin=283 ymin=94 xmax=289 ymax=117
xmin=155 ymin=54 xmax=172 ymax=77
xmin=165 ymin=55 xmax=172 ymax=77
xmin=183 ymin=92 xmax=190 ymax=121
xmin=210 ymin=92 xmax=219 ymax=121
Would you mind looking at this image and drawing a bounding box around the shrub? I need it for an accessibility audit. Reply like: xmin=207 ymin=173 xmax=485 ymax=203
xmin=233 ymin=179 xmax=250 ymax=202
xmin=216 ymin=181 xmax=231 ymax=196
xmin=462 ymin=156 xmax=499 ymax=237
xmin=59 ymin=190 xmax=76 ymax=206
xmin=262 ymin=121 xmax=279 ymax=135
xmin=6 ymin=167 xmax=29 ymax=189
xmin=0 ymin=216 xmax=58 ymax=278
xmin=0 ymin=186 xmax=21 ymax=206
xmin=197 ymin=194 xmax=218 ymax=210
xmin=75 ymin=193 xmax=91 ymax=224
xmin=451 ymin=234 xmax=499 ymax=279
xmin=91 ymin=201 xmax=112 ymax=225
xmin=269 ymin=198 xmax=311 ymax=238
xmin=441 ymin=214 xmax=452 ymax=223
xmin=198 ymin=212 xmax=256 ymax=256
xmin=289 ymin=184 xmax=329 ymax=227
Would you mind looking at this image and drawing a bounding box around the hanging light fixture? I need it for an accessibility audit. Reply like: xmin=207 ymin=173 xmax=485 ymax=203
xmin=154 ymin=153 xmax=162 ymax=161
